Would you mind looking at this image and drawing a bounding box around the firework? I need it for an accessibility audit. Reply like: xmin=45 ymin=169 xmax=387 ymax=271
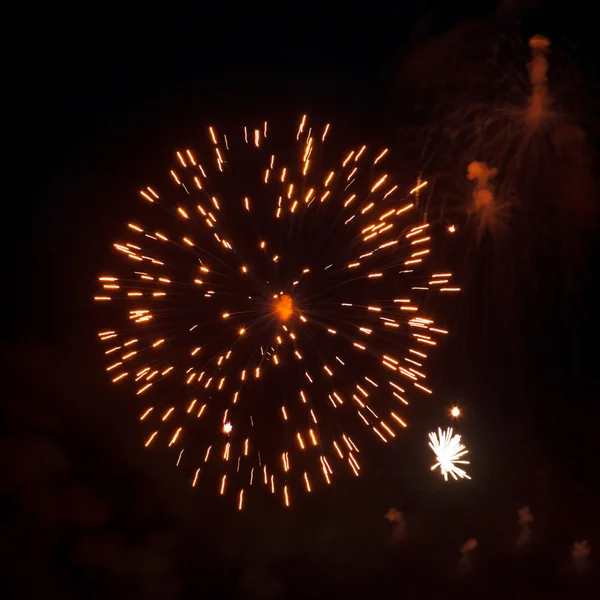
xmin=449 ymin=406 xmax=461 ymax=418
xmin=412 ymin=31 xmax=595 ymax=241
xmin=95 ymin=116 xmax=458 ymax=507
xmin=395 ymin=26 xmax=598 ymax=363
xmin=429 ymin=427 xmax=470 ymax=481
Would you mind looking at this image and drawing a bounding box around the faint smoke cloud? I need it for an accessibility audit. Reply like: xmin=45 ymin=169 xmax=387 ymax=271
xmin=385 ymin=508 xmax=406 ymax=542
xmin=571 ymin=540 xmax=591 ymax=572
xmin=516 ymin=505 xmax=534 ymax=547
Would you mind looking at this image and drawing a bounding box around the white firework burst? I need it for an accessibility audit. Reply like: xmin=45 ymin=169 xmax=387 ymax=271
xmin=428 ymin=427 xmax=470 ymax=481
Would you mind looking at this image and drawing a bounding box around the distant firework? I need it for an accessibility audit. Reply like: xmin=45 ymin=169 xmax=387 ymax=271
xmin=411 ymin=33 xmax=596 ymax=243
xmin=450 ymin=406 xmax=461 ymax=418
xmin=95 ymin=116 xmax=458 ymax=508
xmin=429 ymin=427 xmax=470 ymax=481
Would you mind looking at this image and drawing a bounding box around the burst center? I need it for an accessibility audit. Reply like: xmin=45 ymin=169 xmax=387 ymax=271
xmin=273 ymin=294 xmax=294 ymax=322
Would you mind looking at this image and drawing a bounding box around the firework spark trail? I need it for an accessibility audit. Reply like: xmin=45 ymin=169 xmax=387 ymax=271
xmin=96 ymin=116 xmax=458 ymax=507
xmin=429 ymin=427 xmax=470 ymax=481
xmin=527 ymin=35 xmax=551 ymax=125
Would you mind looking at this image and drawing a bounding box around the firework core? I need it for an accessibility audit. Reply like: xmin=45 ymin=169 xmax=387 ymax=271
xmin=274 ymin=294 xmax=294 ymax=321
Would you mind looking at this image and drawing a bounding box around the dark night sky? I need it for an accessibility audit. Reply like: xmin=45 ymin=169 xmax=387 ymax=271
xmin=6 ymin=1 xmax=600 ymax=598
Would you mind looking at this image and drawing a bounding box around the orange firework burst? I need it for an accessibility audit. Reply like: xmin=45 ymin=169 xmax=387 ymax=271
xmin=273 ymin=294 xmax=294 ymax=322
xmin=95 ymin=116 xmax=458 ymax=508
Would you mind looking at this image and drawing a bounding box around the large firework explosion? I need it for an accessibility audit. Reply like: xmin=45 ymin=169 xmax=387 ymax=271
xmin=95 ymin=116 xmax=458 ymax=508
